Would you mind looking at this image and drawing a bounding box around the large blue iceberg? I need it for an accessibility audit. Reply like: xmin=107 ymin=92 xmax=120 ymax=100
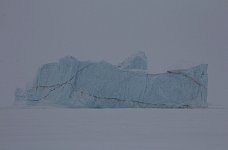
xmin=15 ymin=52 xmax=208 ymax=108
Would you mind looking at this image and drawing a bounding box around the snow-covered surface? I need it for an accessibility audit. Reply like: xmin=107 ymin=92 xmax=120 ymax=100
xmin=15 ymin=55 xmax=208 ymax=108
xmin=0 ymin=107 xmax=227 ymax=150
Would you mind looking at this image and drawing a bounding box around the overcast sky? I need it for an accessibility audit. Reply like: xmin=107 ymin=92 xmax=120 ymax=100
xmin=0 ymin=0 xmax=228 ymax=107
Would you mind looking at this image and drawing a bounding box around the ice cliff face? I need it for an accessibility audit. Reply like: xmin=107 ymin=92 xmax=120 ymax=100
xmin=15 ymin=53 xmax=208 ymax=108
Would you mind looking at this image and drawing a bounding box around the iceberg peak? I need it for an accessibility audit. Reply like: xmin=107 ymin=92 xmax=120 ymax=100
xmin=118 ymin=51 xmax=148 ymax=70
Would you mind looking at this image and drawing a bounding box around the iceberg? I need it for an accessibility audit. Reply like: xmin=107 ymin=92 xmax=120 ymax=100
xmin=15 ymin=53 xmax=208 ymax=108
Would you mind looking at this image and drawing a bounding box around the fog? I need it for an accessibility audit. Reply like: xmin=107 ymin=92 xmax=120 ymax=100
xmin=0 ymin=0 xmax=228 ymax=107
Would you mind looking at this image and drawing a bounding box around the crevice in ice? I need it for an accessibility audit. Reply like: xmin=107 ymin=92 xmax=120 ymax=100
xmin=167 ymin=70 xmax=207 ymax=89
xmin=70 ymin=64 xmax=93 ymax=97
xmin=91 ymin=94 xmax=152 ymax=105
xmin=141 ymin=74 xmax=149 ymax=99
xmin=87 ymin=93 xmax=192 ymax=108
xmin=29 ymin=64 xmax=92 ymax=101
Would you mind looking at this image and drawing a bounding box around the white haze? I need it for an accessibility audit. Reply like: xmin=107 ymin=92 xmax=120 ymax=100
xmin=0 ymin=1 xmax=228 ymax=150
xmin=0 ymin=0 xmax=228 ymax=107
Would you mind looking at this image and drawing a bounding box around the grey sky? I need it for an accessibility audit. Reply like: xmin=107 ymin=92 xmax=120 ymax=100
xmin=0 ymin=0 xmax=228 ymax=106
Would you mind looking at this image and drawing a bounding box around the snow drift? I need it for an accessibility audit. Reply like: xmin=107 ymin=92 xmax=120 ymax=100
xmin=15 ymin=52 xmax=208 ymax=108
